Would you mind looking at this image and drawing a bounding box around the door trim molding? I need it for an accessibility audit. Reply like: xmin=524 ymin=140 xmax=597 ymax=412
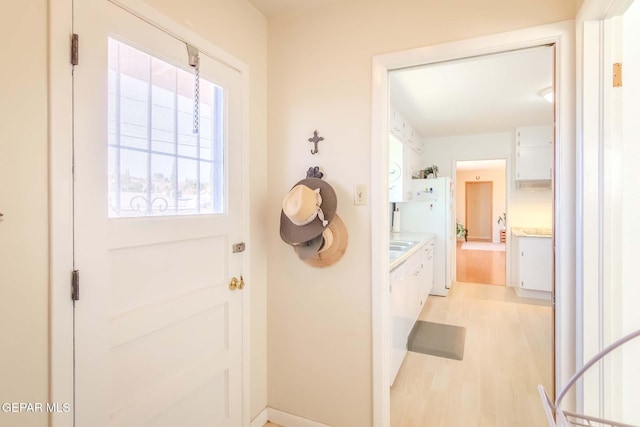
xmin=575 ymin=0 xmax=636 ymax=416
xmin=371 ymin=20 xmax=576 ymax=427
xmin=49 ymin=1 xmax=252 ymax=425
xmin=48 ymin=1 xmax=74 ymax=425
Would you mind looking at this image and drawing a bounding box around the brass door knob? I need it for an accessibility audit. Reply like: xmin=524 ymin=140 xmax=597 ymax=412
xmin=229 ymin=276 xmax=245 ymax=291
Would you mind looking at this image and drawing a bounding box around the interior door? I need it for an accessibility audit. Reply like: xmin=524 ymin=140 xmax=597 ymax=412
xmin=73 ymin=1 xmax=244 ymax=425
xmin=465 ymin=181 xmax=492 ymax=241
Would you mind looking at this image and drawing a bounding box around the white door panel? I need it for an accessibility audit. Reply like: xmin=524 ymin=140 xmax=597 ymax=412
xmin=73 ymin=1 xmax=244 ymax=426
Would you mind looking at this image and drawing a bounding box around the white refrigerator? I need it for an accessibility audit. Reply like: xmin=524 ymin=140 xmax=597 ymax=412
xmin=398 ymin=177 xmax=455 ymax=296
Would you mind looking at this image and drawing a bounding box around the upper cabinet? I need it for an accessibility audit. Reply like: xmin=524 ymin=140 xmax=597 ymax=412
xmin=389 ymin=135 xmax=405 ymax=202
xmin=390 ymin=107 xmax=423 ymax=155
xmin=515 ymin=125 xmax=554 ymax=184
xmin=389 ymin=107 xmax=423 ymax=202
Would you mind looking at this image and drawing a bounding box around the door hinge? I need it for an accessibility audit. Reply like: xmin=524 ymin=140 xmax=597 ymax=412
xmin=71 ymin=33 xmax=79 ymax=66
xmin=232 ymin=242 xmax=246 ymax=253
xmin=71 ymin=270 xmax=80 ymax=301
xmin=613 ymin=63 xmax=622 ymax=87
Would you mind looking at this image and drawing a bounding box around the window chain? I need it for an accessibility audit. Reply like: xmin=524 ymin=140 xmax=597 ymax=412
xmin=186 ymin=44 xmax=200 ymax=134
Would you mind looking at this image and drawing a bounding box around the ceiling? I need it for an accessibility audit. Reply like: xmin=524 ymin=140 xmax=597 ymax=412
xmin=390 ymin=45 xmax=554 ymax=138
xmin=247 ymin=0 xmax=336 ymax=19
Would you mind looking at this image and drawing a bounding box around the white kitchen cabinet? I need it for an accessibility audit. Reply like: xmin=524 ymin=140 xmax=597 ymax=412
xmin=518 ymin=236 xmax=552 ymax=292
xmin=389 ymin=133 xmax=423 ymax=202
xmin=515 ymin=125 xmax=554 ymax=182
xmin=389 ymin=239 xmax=434 ymax=385
xmin=405 ymin=127 xmax=423 ymax=154
xmin=516 ymin=145 xmax=553 ymax=181
xmin=389 ymin=249 xmax=421 ymax=384
xmin=517 ymin=125 xmax=553 ymax=148
xmin=390 ymin=107 xmax=423 ymax=153
xmin=390 ymin=107 xmax=404 ymax=139
xmin=389 ymin=134 xmax=404 ymax=202
xmin=389 ymin=106 xmax=424 ymax=202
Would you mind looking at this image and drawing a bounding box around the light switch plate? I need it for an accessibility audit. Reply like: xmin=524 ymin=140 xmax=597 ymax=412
xmin=354 ymin=184 xmax=367 ymax=206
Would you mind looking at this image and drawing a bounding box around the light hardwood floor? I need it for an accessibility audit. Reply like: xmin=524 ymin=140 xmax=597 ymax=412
xmin=456 ymin=241 xmax=506 ymax=286
xmin=391 ymin=282 xmax=552 ymax=427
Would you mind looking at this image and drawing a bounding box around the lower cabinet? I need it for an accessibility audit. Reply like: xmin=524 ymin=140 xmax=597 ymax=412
xmin=517 ymin=236 xmax=552 ymax=292
xmin=389 ymin=239 xmax=435 ymax=385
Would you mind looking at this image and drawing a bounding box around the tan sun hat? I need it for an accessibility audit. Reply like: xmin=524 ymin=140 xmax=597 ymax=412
xmin=298 ymin=214 xmax=348 ymax=268
xmin=280 ymin=178 xmax=337 ymax=245
xmin=293 ymin=233 xmax=324 ymax=260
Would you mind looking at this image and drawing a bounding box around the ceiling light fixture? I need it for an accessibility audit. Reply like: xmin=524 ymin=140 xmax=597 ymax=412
xmin=539 ymin=87 xmax=554 ymax=103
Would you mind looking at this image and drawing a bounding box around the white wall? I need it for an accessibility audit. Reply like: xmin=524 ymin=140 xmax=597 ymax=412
xmin=1 ymin=1 xmax=268 ymax=425
xmin=456 ymin=166 xmax=506 ymax=243
xmin=0 ymin=1 xmax=49 ymax=426
xmin=267 ymin=1 xmax=576 ymax=425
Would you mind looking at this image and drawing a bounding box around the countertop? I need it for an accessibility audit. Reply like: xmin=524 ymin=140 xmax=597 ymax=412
xmin=389 ymin=232 xmax=435 ymax=271
xmin=511 ymin=227 xmax=552 ymax=238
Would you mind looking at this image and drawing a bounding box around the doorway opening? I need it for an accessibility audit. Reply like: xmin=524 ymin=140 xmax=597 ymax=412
xmin=456 ymin=159 xmax=507 ymax=286
xmin=372 ymin=23 xmax=575 ymax=426
xmin=387 ymin=46 xmax=555 ymax=425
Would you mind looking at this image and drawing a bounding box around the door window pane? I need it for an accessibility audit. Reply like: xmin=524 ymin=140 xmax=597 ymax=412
xmin=107 ymin=38 xmax=225 ymax=217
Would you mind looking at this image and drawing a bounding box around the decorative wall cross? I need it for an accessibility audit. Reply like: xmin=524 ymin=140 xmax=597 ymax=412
xmin=308 ymin=130 xmax=324 ymax=155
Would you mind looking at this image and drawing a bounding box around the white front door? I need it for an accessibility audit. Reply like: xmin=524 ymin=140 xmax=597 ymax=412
xmin=73 ymin=1 xmax=244 ymax=425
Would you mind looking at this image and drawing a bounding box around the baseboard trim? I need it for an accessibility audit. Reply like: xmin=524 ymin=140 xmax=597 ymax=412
xmin=514 ymin=286 xmax=552 ymax=301
xmin=265 ymin=408 xmax=331 ymax=427
xmin=250 ymin=408 xmax=269 ymax=427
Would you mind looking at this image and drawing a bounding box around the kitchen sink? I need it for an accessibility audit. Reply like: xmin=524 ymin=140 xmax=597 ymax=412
xmin=389 ymin=240 xmax=417 ymax=248
xmin=389 ymin=240 xmax=418 ymax=262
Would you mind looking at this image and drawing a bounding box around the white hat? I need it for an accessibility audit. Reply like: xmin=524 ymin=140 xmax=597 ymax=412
xmin=282 ymin=185 xmax=328 ymax=227
xmin=280 ymin=178 xmax=337 ymax=245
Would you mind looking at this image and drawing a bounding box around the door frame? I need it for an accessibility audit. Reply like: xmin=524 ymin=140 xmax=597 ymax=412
xmin=48 ymin=0 xmax=252 ymax=425
xmin=576 ymin=0 xmax=636 ymax=416
xmin=371 ymin=21 xmax=576 ymax=427
xmin=465 ymin=181 xmax=493 ymax=242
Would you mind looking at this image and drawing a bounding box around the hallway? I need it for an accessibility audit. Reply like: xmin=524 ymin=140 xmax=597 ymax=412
xmin=391 ymin=282 xmax=552 ymax=426
xmin=456 ymin=241 xmax=506 ymax=286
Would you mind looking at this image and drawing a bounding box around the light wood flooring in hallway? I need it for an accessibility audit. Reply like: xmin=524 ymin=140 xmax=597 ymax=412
xmin=391 ymin=282 xmax=552 ymax=427
xmin=456 ymin=241 xmax=506 ymax=286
